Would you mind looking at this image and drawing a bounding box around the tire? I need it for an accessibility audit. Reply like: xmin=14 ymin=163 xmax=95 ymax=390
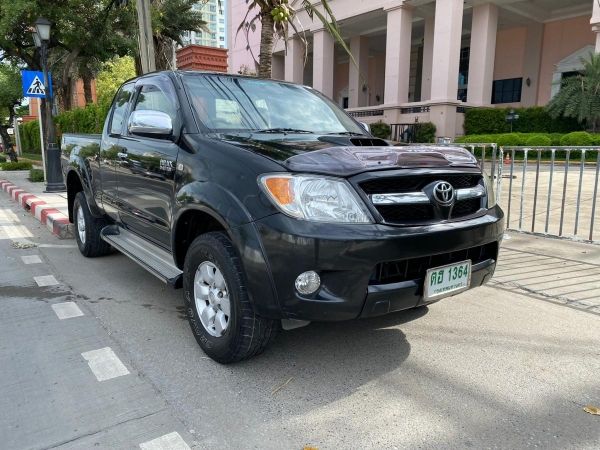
xmin=183 ymin=231 xmax=279 ymax=363
xmin=73 ymin=192 xmax=111 ymax=257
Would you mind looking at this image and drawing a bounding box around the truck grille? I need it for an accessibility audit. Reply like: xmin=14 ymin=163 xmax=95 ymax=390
xmin=360 ymin=174 xmax=481 ymax=195
xmin=370 ymin=242 xmax=497 ymax=285
xmin=359 ymin=173 xmax=484 ymax=224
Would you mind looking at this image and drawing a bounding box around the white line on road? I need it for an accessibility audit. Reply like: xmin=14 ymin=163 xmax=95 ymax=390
xmin=81 ymin=347 xmax=130 ymax=382
xmin=33 ymin=275 xmax=59 ymax=287
xmin=139 ymin=432 xmax=191 ymax=450
xmin=21 ymin=255 xmax=42 ymax=264
xmin=51 ymin=302 xmax=84 ymax=320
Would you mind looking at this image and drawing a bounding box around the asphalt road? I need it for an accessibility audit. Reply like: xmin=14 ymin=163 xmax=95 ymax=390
xmin=1 ymin=196 xmax=600 ymax=449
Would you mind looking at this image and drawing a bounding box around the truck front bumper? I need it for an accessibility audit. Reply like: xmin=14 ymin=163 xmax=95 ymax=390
xmin=250 ymin=205 xmax=504 ymax=321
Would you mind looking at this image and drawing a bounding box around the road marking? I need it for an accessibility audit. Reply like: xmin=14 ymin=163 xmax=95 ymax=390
xmin=51 ymin=302 xmax=84 ymax=320
xmin=81 ymin=347 xmax=130 ymax=382
xmin=139 ymin=432 xmax=191 ymax=450
xmin=21 ymin=255 xmax=42 ymax=264
xmin=34 ymin=275 xmax=59 ymax=287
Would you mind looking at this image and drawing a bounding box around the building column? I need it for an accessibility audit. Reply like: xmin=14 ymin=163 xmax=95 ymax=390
xmin=285 ymin=37 xmax=304 ymax=84
xmin=592 ymin=0 xmax=600 ymax=53
xmin=383 ymin=5 xmax=413 ymax=105
xmin=420 ymin=15 xmax=434 ymax=102
xmin=348 ymin=36 xmax=369 ymax=108
xmin=429 ymin=0 xmax=464 ymax=138
xmin=467 ymin=3 xmax=498 ymax=105
xmin=312 ymin=29 xmax=335 ymax=98
xmin=272 ymin=54 xmax=285 ymax=80
xmin=521 ymin=22 xmax=543 ymax=106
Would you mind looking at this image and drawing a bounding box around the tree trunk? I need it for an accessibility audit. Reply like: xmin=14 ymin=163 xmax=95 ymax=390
xmin=258 ymin=12 xmax=275 ymax=78
xmin=59 ymin=49 xmax=81 ymax=111
xmin=81 ymin=68 xmax=94 ymax=105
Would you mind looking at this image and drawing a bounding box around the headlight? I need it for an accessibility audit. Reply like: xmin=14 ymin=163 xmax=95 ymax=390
xmin=483 ymin=172 xmax=496 ymax=208
xmin=259 ymin=174 xmax=373 ymax=223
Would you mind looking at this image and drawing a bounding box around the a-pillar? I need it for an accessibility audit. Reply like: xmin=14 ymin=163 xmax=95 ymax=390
xmin=420 ymin=14 xmax=434 ymax=101
xmin=349 ymin=36 xmax=369 ymax=108
xmin=312 ymin=29 xmax=334 ymax=98
xmin=592 ymin=0 xmax=600 ymax=53
xmin=430 ymin=0 xmax=464 ymax=138
xmin=383 ymin=4 xmax=413 ymax=105
xmin=467 ymin=3 xmax=498 ymax=105
xmin=285 ymin=37 xmax=304 ymax=84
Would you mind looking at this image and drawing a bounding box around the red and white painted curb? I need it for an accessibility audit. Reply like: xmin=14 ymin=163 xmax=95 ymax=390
xmin=0 ymin=179 xmax=73 ymax=239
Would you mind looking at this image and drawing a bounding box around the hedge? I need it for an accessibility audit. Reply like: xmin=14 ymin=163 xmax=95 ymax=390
xmin=455 ymin=132 xmax=600 ymax=147
xmin=370 ymin=121 xmax=391 ymax=139
xmin=464 ymin=107 xmax=583 ymax=135
xmin=19 ymin=102 xmax=110 ymax=154
xmin=414 ymin=122 xmax=437 ymax=143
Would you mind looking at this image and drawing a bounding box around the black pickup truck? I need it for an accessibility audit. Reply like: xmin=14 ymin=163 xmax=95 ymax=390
xmin=62 ymin=71 xmax=504 ymax=363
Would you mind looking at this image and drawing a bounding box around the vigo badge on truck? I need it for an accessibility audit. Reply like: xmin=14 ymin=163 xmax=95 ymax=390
xmin=424 ymin=260 xmax=472 ymax=301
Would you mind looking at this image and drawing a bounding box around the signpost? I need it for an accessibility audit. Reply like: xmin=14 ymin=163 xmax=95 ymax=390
xmin=21 ymin=70 xmax=53 ymax=182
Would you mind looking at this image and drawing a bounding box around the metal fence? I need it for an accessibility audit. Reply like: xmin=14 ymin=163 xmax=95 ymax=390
xmin=452 ymin=144 xmax=600 ymax=243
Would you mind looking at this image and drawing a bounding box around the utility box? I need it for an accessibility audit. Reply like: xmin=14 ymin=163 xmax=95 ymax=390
xmin=176 ymin=45 xmax=228 ymax=72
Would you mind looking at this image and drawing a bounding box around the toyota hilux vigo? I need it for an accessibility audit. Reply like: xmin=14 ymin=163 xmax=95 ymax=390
xmin=62 ymin=71 xmax=504 ymax=363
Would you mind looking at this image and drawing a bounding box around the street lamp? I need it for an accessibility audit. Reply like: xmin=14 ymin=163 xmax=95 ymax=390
xmin=33 ymin=17 xmax=65 ymax=192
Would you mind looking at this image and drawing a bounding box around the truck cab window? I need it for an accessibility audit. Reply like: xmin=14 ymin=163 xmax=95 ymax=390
xmin=109 ymin=84 xmax=134 ymax=135
xmin=134 ymin=84 xmax=177 ymax=123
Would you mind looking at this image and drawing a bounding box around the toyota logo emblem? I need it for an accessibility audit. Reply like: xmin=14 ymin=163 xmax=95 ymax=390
xmin=433 ymin=181 xmax=454 ymax=205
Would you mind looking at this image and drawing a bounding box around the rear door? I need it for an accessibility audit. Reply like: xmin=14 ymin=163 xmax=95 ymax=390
xmin=99 ymin=82 xmax=134 ymax=219
xmin=116 ymin=78 xmax=180 ymax=249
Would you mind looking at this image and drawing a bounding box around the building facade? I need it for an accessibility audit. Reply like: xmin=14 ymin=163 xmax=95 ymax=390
xmin=228 ymin=0 xmax=600 ymax=138
xmin=183 ymin=0 xmax=227 ymax=49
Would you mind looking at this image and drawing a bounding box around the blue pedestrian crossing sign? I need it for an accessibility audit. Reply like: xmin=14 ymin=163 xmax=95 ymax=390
xmin=21 ymin=70 xmax=53 ymax=98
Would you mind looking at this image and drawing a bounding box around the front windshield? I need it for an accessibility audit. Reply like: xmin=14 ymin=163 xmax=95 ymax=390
xmin=182 ymin=74 xmax=365 ymax=135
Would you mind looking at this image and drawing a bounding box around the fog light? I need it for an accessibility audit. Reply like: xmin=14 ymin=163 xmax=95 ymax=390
xmin=295 ymin=271 xmax=321 ymax=295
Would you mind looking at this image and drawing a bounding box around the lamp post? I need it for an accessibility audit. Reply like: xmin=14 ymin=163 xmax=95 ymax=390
xmin=33 ymin=17 xmax=65 ymax=192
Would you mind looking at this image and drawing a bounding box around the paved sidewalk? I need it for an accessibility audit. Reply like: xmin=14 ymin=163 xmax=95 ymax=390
xmin=0 ymin=170 xmax=72 ymax=238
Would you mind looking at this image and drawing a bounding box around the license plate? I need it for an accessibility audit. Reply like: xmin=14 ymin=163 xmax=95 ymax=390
xmin=424 ymin=260 xmax=472 ymax=301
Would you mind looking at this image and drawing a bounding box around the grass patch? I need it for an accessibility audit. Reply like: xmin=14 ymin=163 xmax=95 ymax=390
xmin=0 ymin=161 xmax=33 ymax=171
xmin=21 ymin=152 xmax=42 ymax=162
xmin=29 ymin=168 xmax=44 ymax=182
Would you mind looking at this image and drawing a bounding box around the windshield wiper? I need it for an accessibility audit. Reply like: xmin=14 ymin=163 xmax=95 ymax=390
xmin=254 ymin=128 xmax=314 ymax=134
xmin=325 ymin=131 xmax=364 ymax=136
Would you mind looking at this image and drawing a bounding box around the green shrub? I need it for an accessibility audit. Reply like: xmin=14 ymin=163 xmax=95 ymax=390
xmin=19 ymin=121 xmax=41 ymax=154
xmin=28 ymin=168 xmax=44 ymax=182
xmin=0 ymin=161 xmax=33 ymax=171
xmin=559 ymin=131 xmax=593 ymax=146
xmin=0 ymin=154 xmax=6 ymax=163
xmin=370 ymin=121 xmax=391 ymax=139
xmin=496 ymin=133 xmax=522 ymax=147
xmin=548 ymin=133 xmax=564 ymax=146
xmin=591 ymin=134 xmax=600 ymax=145
xmin=464 ymin=107 xmax=583 ymax=135
xmin=525 ymin=134 xmax=552 ymax=146
xmin=414 ymin=122 xmax=436 ymax=143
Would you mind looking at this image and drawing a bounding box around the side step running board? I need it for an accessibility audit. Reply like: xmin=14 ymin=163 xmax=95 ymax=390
xmin=101 ymin=225 xmax=183 ymax=288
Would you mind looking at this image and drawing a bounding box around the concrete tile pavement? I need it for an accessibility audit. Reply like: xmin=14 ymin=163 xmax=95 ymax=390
xmin=0 ymin=170 xmax=72 ymax=238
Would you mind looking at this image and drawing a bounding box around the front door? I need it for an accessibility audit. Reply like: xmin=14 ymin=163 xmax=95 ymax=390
xmin=116 ymin=81 xmax=180 ymax=249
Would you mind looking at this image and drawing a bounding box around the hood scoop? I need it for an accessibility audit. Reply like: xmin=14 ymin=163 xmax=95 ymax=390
xmin=285 ymin=145 xmax=479 ymax=176
xmin=318 ymin=135 xmax=390 ymax=147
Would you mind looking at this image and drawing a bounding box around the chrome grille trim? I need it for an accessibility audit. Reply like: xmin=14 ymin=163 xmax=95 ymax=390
xmin=370 ymin=185 xmax=485 ymax=205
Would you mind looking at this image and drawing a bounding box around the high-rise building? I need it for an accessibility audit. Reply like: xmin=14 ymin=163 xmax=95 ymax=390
xmin=182 ymin=0 xmax=227 ymax=48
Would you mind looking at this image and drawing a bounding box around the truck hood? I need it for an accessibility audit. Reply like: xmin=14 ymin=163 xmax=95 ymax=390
xmin=222 ymin=134 xmax=479 ymax=177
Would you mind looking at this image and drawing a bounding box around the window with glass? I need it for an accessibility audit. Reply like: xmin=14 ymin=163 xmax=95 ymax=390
xmin=109 ymin=83 xmax=134 ymax=135
xmin=133 ymin=84 xmax=177 ymax=123
xmin=492 ymin=78 xmax=523 ymax=104
xmin=182 ymin=75 xmax=365 ymax=135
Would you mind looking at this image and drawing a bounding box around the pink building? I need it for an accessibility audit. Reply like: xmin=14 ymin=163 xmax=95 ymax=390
xmin=228 ymin=0 xmax=600 ymax=138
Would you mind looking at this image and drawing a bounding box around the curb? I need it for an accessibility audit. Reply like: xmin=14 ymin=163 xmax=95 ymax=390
xmin=0 ymin=179 xmax=73 ymax=239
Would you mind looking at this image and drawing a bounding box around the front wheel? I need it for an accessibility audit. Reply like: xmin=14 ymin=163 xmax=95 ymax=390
xmin=73 ymin=192 xmax=111 ymax=257
xmin=183 ymin=232 xmax=279 ymax=363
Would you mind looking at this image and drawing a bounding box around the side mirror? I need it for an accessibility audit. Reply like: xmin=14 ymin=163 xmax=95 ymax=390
xmin=359 ymin=121 xmax=370 ymax=133
xmin=128 ymin=110 xmax=173 ymax=137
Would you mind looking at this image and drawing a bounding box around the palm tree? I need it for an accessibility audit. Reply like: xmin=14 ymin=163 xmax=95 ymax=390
xmin=237 ymin=0 xmax=352 ymax=78
xmin=547 ymin=53 xmax=600 ymax=132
